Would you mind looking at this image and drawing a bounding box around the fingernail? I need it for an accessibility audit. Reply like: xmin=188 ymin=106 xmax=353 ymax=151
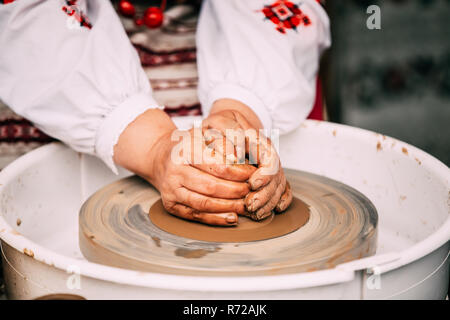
xmin=244 ymin=197 xmax=255 ymax=212
xmin=226 ymin=214 xmax=237 ymax=223
xmin=248 ymin=202 xmax=257 ymax=212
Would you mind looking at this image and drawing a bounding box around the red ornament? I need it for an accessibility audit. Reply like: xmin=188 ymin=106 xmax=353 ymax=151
xmin=3 ymin=0 xmax=15 ymax=4
xmin=143 ymin=7 xmax=164 ymax=29
xmin=118 ymin=0 xmax=135 ymax=17
xmin=261 ymin=1 xmax=311 ymax=34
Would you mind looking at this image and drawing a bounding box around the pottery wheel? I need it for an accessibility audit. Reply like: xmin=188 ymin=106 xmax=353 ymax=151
xmin=79 ymin=169 xmax=378 ymax=276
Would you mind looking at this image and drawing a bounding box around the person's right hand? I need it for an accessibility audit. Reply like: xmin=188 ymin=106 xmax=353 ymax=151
xmin=146 ymin=127 xmax=256 ymax=226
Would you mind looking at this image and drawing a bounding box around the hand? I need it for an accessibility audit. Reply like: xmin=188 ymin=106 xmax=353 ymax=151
xmin=204 ymin=101 xmax=293 ymax=221
xmin=148 ymin=127 xmax=256 ymax=226
xmin=113 ymin=109 xmax=256 ymax=226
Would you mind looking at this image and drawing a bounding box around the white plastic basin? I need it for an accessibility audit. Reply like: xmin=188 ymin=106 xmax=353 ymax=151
xmin=0 ymin=119 xmax=449 ymax=299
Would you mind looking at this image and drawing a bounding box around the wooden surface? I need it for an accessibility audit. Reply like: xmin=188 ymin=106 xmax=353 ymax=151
xmin=79 ymin=169 xmax=378 ymax=276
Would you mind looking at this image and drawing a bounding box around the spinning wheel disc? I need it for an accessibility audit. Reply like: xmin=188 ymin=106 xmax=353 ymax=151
xmin=79 ymin=169 xmax=378 ymax=276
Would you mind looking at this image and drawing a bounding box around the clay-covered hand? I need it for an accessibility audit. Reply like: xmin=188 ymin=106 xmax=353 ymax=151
xmin=147 ymin=127 xmax=256 ymax=226
xmin=245 ymin=129 xmax=292 ymax=221
xmin=202 ymin=109 xmax=293 ymax=221
xmin=114 ymin=109 xmax=256 ymax=227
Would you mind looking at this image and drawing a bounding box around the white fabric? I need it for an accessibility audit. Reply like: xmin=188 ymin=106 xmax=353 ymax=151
xmin=197 ymin=0 xmax=331 ymax=134
xmin=0 ymin=0 xmax=330 ymax=174
xmin=0 ymin=0 xmax=160 ymax=173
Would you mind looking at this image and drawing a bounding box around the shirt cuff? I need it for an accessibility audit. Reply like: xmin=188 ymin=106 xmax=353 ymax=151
xmin=95 ymin=92 xmax=162 ymax=174
xmin=206 ymin=83 xmax=273 ymax=132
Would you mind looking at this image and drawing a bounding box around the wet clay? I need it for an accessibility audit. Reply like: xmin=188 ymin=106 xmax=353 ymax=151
xmin=149 ymin=197 xmax=310 ymax=243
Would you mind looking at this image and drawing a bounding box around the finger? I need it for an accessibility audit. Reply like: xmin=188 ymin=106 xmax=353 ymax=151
xmin=192 ymin=211 xmax=238 ymax=226
xmin=181 ymin=165 xmax=250 ymax=199
xmin=202 ymin=113 xmax=244 ymax=134
xmin=249 ymin=161 xmax=280 ymax=190
xmin=184 ymin=127 xmax=235 ymax=165
xmin=245 ymin=170 xmax=281 ymax=212
xmin=163 ymin=201 xmax=238 ymax=226
xmin=203 ymin=124 xmax=246 ymax=164
xmin=247 ymin=136 xmax=280 ymax=190
xmin=275 ymin=180 xmax=293 ymax=213
xmin=192 ymin=136 xmax=256 ymax=181
xmin=191 ymin=162 xmax=256 ymax=182
xmin=206 ymin=135 xmax=238 ymax=164
xmin=175 ymin=187 xmax=246 ymax=214
xmin=252 ymin=173 xmax=286 ymax=221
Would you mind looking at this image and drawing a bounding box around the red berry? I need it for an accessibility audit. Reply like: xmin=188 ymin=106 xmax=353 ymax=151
xmin=118 ymin=0 xmax=135 ymax=17
xmin=143 ymin=7 xmax=164 ymax=29
xmin=4 ymin=0 xmax=15 ymax=4
xmin=134 ymin=18 xmax=144 ymax=26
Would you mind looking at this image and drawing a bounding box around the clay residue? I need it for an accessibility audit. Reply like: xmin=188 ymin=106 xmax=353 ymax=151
xmin=332 ymin=130 xmax=337 ymax=137
xmin=329 ymin=227 xmax=338 ymax=237
xmin=174 ymin=247 xmax=220 ymax=259
xmin=151 ymin=236 xmax=161 ymax=247
xmin=322 ymin=192 xmax=334 ymax=198
xmin=402 ymin=147 xmax=408 ymax=155
xmin=415 ymin=157 xmax=422 ymax=165
xmin=376 ymin=142 xmax=382 ymax=151
xmin=23 ymin=248 xmax=34 ymax=258
xmin=16 ymin=218 xmax=21 ymax=226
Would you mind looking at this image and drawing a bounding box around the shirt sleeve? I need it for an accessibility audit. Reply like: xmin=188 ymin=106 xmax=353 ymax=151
xmin=196 ymin=0 xmax=331 ymax=134
xmin=0 ymin=0 xmax=161 ymax=173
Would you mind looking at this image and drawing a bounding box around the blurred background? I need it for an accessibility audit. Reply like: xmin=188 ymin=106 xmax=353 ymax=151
xmin=0 ymin=0 xmax=449 ymax=299
xmin=324 ymin=0 xmax=450 ymax=166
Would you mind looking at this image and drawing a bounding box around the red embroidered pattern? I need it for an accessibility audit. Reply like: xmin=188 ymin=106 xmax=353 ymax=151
xmin=62 ymin=0 xmax=92 ymax=29
xmin=261 ymin=1 xmax=311 ymax=34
